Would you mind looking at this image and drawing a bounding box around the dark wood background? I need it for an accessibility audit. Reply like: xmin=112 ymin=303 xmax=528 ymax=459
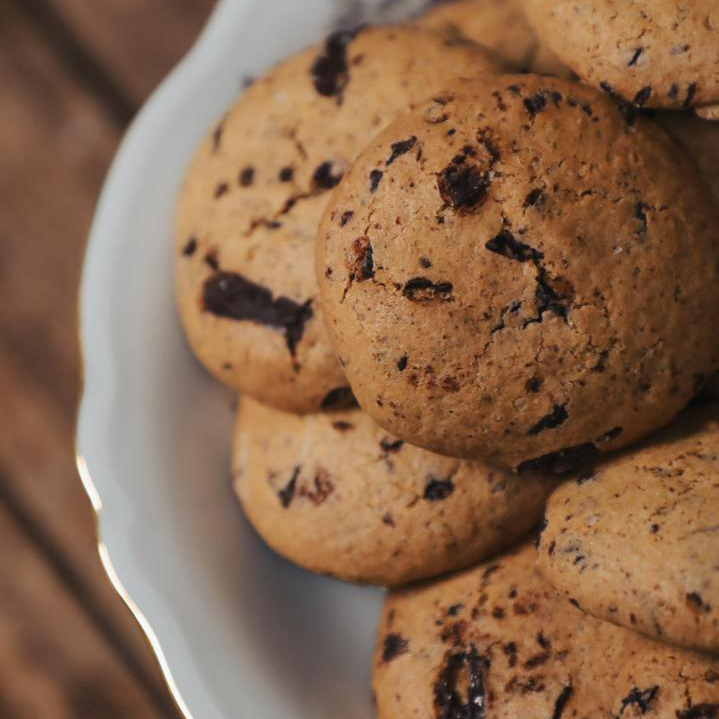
xmin=0 ymin=1 xmax=214 ymax=716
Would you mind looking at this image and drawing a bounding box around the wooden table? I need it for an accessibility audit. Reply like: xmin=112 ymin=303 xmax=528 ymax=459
xmin=0 ymin=1 xmax=214 ymax=716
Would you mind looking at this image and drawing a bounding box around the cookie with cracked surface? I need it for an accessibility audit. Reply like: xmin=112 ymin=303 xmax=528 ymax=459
xmin=231 ymin=396 xmax=555 ymax=587
xmin=317 ymin=74 xmax=719 ymax=467
xmin=418 ymin=0 xmax=573 ymax=77
xmin=524 ymin=0 xmax=719 ymax=110
xmin=537 ymin=404 xmax=719 ymax=654
xmin=175 ymin=25 xmax=498 ymax=413
xmin=373 ymin=542 xmax=719 ymax=719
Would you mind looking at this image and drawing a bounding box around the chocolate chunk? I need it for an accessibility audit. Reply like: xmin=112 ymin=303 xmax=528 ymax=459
xmin=204 ymin=250 xmax=219 ymax=270
xmin=518 ymin=443 xmax=600 ymax=474
xmin=677 ymin=705 xmax=719 ymax=719
xmin=386 ymin=136 xmax=417 ymax=166
xmin=620 ymin=686 xmax=659 ymax=715
xmin=349 ymin=236 xmax=374 ymax=281
xmin=278 ymin=166 xmax=294 ymax=182
xmin=212 ymin=122 xmax=224 ymax=152
xmin=525 ymin=270 xmax=572 ymax=325
xmin=668 ymin=84 xmax=680 ymax=99
xmin=524 ymin=650 xmax=550 ymax=669
xmin=523 ymin=189 xmax=545 ymax=208
xmin=476 ymin=129 xmax=501 ymax=163
xmin=298 ymin=471 xmax=334 ymax=505
xmin=397 ymin=355 xmax=408 ymax=371
xmin=202 ymin=271 xmax=313 ymax=356
xmin=599 ymin=81 xmax=637 ymax=124
xmin=278 ymin=467 xmax=300 ymax=508
xmin=686 ymin=592 xmax=710 ymax=612
xmin=369 ymin=169 xmax=384 ymax=192
xmin=633 ymin=86 xmax=652 ymax=106
xmin=214 ymin=182 xmax=229 ymax=198
xmin=684 ymin=82 xmax=698 ymax=108
xmin=321 ymin=386 xmax=357 ymax=409
xmin=528 ymin=404 xmax=568 ymax=435
xmin=524 ymin=90 xmax=563 ymax=116
xmin=434 ymin=646 xmax=488 ymax=719
xmin=239 ymin=167 xmax=255 ymax=187
xmin=597 ymin=426 xmax=623 ymax=443
xmin=182 ymin=237 xmax=197 ymax=257
xmin=311 ymin=29 xmax=359 ymax=100
xmin=503 ymin=642 xmax=518 ymax=667
xmin=628 ymin=48 xmax=643 ymax=66
xmin=402 ymin=277 xmax=453 ymax=302
xmin=380 ymin=437 xmax=404 ymax=454
xmin=442 ymin=376 xmax=460 ymax=392
xmin=340 ymin=210 xmax=354 ymax=226
xmin=438 ymin=163 xmax=491 ymax=211
xmin=332 ymin=421 xmax=354 ymax=432
xmin=567 ymin=97 xmax=593 ymax=115
xmin=382 ymin=633 xmax=409 ymax=663
xmin=552 ymin=686 xmax=573 ymax=719
xmin=419 ymin=257 xmax=432 ymax=268
xmin=486 ymin=230 xmax=543 ymax=263
xmin=382 ymin=513 xmax=396 ymax=527
xmin=526 ymin=377 xmax=542 ymax=393
xmin=524 ymin=92 xmax=547 ymax=116
xmin=312 ymin=161 xmax=343 ymax=191
xmin=424 ymin=477 xmax=455 ymax=501
xmin=448 ymin=604 xmax=464 ymax=616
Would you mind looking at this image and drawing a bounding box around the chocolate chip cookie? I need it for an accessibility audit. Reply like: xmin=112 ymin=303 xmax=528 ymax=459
xmin=537 ymin=404 xmax=719 ymax=654
xmin=316 ymin=74 xmax=719 ymax=467
xmin=232 ymin=397 xmax=555 ymax=586
xmin=175 ymin=25 xmax=497 ymax=413
xmin=418 ymin=0 xmax=573 ymax=77
xmin=374 ymin=542 xmax=719 ymax=719
xmin=524 ymin=0 xmax=719 ymax=110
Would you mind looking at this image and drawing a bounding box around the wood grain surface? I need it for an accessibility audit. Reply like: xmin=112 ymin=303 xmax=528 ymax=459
xmin=0 ymin=0 xmax=214 ymax=715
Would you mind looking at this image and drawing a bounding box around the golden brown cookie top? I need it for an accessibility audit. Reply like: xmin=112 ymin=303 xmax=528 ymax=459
xmin=175 ymin=25 xmax=498 ymax=413
xmin=538 ymin=403 xmax=719 ymax=654
xmin=232 ymin=396 xmax=555 ymax=586
xmin=524 ymin=0 xmax=719 ymax=110
xmin=374 ymin=542 xmax=719 ymax=719
xmin=317 ymin=73 xmax=719 ymax=467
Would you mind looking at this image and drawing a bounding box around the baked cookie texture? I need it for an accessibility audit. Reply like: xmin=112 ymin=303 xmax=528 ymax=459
xmin=418 ymin=0 xmax=573 ymax=77
xmin=524 ymin=0 xmax=719 ymax=110
xmin=317 ymin=74 xmax=719 ymax=468
xmin=373 ymin=542 xmax=719 ymax=719
xmin=175 ymin=25 xmax=497 ymax=414
xmin=231 ymin=397 xmax=555 ymax=587
xmin=537 ymin=404 xmax=719 ymax=655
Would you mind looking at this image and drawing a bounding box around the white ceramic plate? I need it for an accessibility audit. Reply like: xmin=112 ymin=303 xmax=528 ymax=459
xmin=76 ymin=1 xmax=438 ymax=717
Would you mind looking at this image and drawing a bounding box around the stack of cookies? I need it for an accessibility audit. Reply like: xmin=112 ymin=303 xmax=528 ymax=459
xmin=174 ymin=1 xmax=719 ymax=715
